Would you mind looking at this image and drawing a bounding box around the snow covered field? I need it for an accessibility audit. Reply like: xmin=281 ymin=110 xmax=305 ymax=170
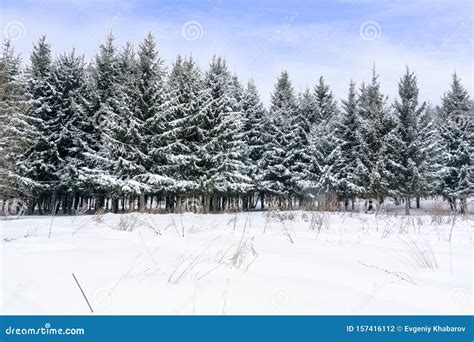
xmin=1 ymin=205 xmax=472 ymax=315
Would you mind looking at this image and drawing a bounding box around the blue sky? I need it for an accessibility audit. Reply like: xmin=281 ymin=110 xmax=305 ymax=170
xmin=1 ymin=0 xmax=473 ymax=105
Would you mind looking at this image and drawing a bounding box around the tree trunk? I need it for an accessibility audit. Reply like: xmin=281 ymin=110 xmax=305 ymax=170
xmin=53 ymin=192 xmax=61 ymax=215
xmin=139 ymin=192 xmax=146 ymax=213
xmin=448 ymin=197 xmax=456 ymax=212
xmin=201 ymin=195 xmax=205 ymax=214
xmin=209 ymin=196 xmax=214 ymax=212
xmin=95 ymin=195 xmax=104 ymax=212
xmin=416 ymin=196 xmax=420 ymax=209
xmin=460 ymin=197 xmax=466 ymax=214
xmin=111 ymin=197 xmax=119 ymax=214
xmin=37 ymin=196 xmax=43 ymax=215
xmin=367 ymin=199 xmax=374 ymax=212
xmin=62 ymin=193 xmax=68 ymax=214
xmin=405 ymin=196 xmax=410 ymax=215
xmin=73 ymin=193 xmax=80 ymax=211
xmin=28 ymin=199 xmax=36 ymax=215
xmin=243 ymin=194 xmax=249 ymax=211
xmin=67 ymin=193 xmax=74 ymax=214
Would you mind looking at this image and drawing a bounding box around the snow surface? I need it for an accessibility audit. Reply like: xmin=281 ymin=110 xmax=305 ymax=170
xmin=1 ymin=206 xmax=472 ymax=315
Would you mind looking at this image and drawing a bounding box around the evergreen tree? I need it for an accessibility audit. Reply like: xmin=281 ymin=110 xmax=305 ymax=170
xmin=0 ymin=40 xmax=33 ymax=196
xmin=160 ymin=55 xmax=203 ymax=194
xmin=332 ymin=80 xmax=364 ymax=208
xmin=196 ymin=56 xmax=251 ymax=210
xmin=417 ymin=106 xmax=442 ymax=201
xmin=49 ymin=49 xmax=89 ymax=204
xmin=231 ymin=73 xmax=244 ymax=112
xmin=437 ymin=73 xmax=473 ymax=213
xmin=18 ymin=36 xmax=58 ymax=204
xmin=314 ymin=76 xmax=338 ymax=125
xmin=135 ymin=33 xmax=168 ymax=206
xmin=356 ymin=68 xmax=392 ymax=202
xmin=84 ymin=33 xmax=124 ymax=207
xmin=261 ymin=71 xmax=295 ymax=203
xmin=242 ymin=79 xmax=267 ymax=207
xmin=307 ymin=76 xmax=339 ymax=199
xmin=98 ymin=41 xmax=148 ymax=211
xmin=390 ymin=68 xmax=426 ymax=214
xmin=286 ymin=88 xmax=312 ymax=201
xmin=298 ymin=88 xmax=318 ymax=127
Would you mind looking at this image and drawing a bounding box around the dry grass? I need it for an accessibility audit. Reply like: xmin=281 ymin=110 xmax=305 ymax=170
xmin=380 ymin=223 xmax=395 ymax=239
xmin=136 ymin=215 xmax=162 ymax=235
xmin=264 ymin=207 xmax=295 ymax=243
xmin=403 ymin=238 xmax=438 ymax=270
xmin=91 ymin=208 xmax=105 ymax=223
xmin=428 ymin=201 xmax=449 ymax=225
xmin=1 ymin=198 xmax=27 ymax=219
xmin=317 ymin=193 xmax=341 ymax=212
xmin=308 ymin=212 xmax=329 ymax=239
xmin=115 ymin=214 xmax=139 ymax=231
xmin=230 ymin=213 xmax=258 ymax=271
xmin=230 ymin=236 xmax=258 ymax=271
xmin=168 ymin=237 xmax=220 ymax=284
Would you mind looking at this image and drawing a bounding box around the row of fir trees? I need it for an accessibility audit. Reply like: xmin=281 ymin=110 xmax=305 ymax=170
xmin=0 ymin=34 xmax=472 ymax=215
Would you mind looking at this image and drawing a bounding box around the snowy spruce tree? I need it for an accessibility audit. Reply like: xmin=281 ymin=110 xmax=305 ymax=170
xmin=261 ymin=71 xmax=296 ymax=206
xmin=84 ymin=33 xmax=125 ymax=210
xmin=230 ymin=73 xmax=244 ymax=113
xmin=242 ymin=79 xmax=267 ymax=209
xmin=196 ymin=56 xmax=251 ymax=211
xmin=297 ymin=88 xmax=317 ymax=127
xmin=314 ymin=76 xmax=338 ymax=125
xmin=437 ymin=73 xmax=473 ymax=213
xmin=48 ymin=49 xmax=89 ymax=212
xmin=415 ymin=106 xmax=442 ymax=201
xmin=332 ymin=80 xmax=364 ymax=209
xmin=391 ymin=68 xmax=426 ymax=214
xmin=97 ymin=41 xmax=146 ymax=213
xmin=159 ymin=55 xmax=203 ymax=204
xmin=0 ymin=40 xmax=33 ymax=197
xmin=134 ymin=33 xmax=168 ymax=210
xmin=307 ymin=76 xmax=339 ymax=202
xmin=18 ymin=36 xmax=59 ymax=212
xmin=285 ymin=86 xmax=313 ymax=204
xmin=356 ymin=68 xmax=392 ymax=206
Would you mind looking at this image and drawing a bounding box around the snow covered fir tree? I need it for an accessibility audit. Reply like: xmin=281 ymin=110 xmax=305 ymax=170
xmin=0 ymin=35 xmax=472 ymax=215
